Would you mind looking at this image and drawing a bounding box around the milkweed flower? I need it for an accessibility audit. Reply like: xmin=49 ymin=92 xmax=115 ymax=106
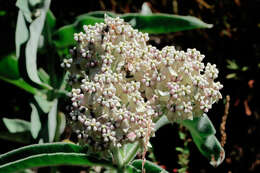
xmin=62 ymin=14 xmax=222 ymax=150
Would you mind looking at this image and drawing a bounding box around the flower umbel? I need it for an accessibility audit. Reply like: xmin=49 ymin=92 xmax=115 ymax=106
xmin=62 ymin=14 xmax=223 ymax=151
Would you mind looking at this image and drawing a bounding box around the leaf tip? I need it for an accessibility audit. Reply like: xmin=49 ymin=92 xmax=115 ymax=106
xmin=210 ymin=149 xmax=225 ymax=167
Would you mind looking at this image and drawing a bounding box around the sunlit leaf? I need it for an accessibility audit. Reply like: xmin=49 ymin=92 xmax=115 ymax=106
xmin=16 ymin=0 xmax=32 ymax=22
xmin=121 ymin=13 xmax=212 ymax=34
xmin=155 ymin=115 xmax=170 ymax=131
xmin=3 ymin=118 xmax=30 ymax=133
xmin=48 ymin=99 xmax=58 ymax=142
xmin=53 ymin=11 xmax=212 ymax=48
xmin=15 ymin=11 xmax=29 ymax=58
xmin=57 ymin=112 xmax=66 ymax=135
xmin=25 ymin=0 xmax=52 ymax=89
xmin=34 ymin=94 xmax=53 ymax=113
xmin=30 ymin=103 xmax=41 ymax=139
xmin=38 ymin=68 xmax=50 ymax=84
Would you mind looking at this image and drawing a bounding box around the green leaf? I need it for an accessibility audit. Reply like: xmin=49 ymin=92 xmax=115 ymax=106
xmin=53 ymin=15 xmax=104 ymax=48
xmin=30 ymin=103 xmax=41 ymax=139
xmin=48 ymin=99 xmax=58 ymax=142
xmin=0 ymin=143 xmax=85 ymax=165
xmin=131 ymin=159 xmax=168 ymax=173
xmin=123 ymin=142 xmax=140 ymax=165
xmin=176 ymin=147 xmax=184 ymax=152
xmin=25 ymin=0 xmax=52 ymax=89
xmin=0 ymin=76 xmax=39 ymax=95
xmin=121 ymin=13 xmax=213 ymax=34
xmin=0 ymin=10 xmax=6 ymax=16
xmin=54 ymin=11 xmax=211 ymax=48
xmin=0 ymin=54 xmax=40 ymax=95
xmin=53 ymin=24 xmax=76 ymax=48
xmin=0 ymin=143 xmax=113 ymax=173
xmin=3 ymin=118 xmax=31 ymax=133
xmin=15 ymin=10 xmax=29 ymax=58
xmin=155 ymin=115 xmax=170 ymax=131
xmin=180 ymin=114 xmax=225 ymax=167
xmin=86 ymin=11 xmax=117 ymax=18
xmin=226 ymin=73 xmax=237 ymax=79
xmin=226 ymin=59 xmax=239 ymax=70
xmin=34 ymin=94 xmax=53 ymax=113
xmin=57 ymin=112 xmax=66 ymax=135
xmin=16 ymin=0 xmax=32 ymax=22
xmin=79 ymin=11 xmax=213 ymax=33
xmin=125 ymin=165 xmax=142 ymax=173
xmin=86 ymin=11 xmax=212 ymax=33
xmin=0 ymin=54 xmax=19 ymax=79
xmin=28 ymin=0 xmax=41 ymax=7
xmin=38 ymin=68 xmax=50 ymax=84
xmin=111 ymin=148 xmax=124 ymax=168
xmin=44 ymin=10 xmax=56 ymax=46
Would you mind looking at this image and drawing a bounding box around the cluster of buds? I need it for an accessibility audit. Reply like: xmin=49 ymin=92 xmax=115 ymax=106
xmin=62 ymin=14 xmax=222 ymax=150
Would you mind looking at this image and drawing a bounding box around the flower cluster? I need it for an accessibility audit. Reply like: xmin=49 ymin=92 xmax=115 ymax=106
xmin=62 ymin=14 xmax=222 ymax=150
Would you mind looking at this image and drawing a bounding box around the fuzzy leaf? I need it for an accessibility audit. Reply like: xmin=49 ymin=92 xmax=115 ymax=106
xmin=48 ymin=99 xmax=58 ymax=142
xmin=30 ymin=103 xmax=41 ymax=139
xmin=24 ymin=0 xmax=52 ymax=89
xmin=34 ymin=94 xmax=53 ymax=113
xmin=16 ymin=0 xmax=32 ymax=22
xmin=180 ymin=114 xmax=225 ymax=167
xmin=53 ymin=11 xmax=212 ymax=48
xmin=155 ymin=115 xmax=170 ymax=131
xmin=3 ymin=118 xmax=31 ymax=133
xmin=121 ymin=13 xmax=212 ymax=34
xmin=0 ymin=143 xmax=112 ymax=173
xmin=15 ymin=10 xmax=29 ymax=58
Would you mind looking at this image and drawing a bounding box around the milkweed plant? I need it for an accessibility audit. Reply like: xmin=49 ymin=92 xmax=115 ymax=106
xmin=63 ymin=14 xmax=222 ymax=152
xmin=0 ymin=1 xmax=225 ymax=173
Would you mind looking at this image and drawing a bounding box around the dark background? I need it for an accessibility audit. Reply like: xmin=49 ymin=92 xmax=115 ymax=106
xmin=0 ymin=0 xmax=260 ymax=172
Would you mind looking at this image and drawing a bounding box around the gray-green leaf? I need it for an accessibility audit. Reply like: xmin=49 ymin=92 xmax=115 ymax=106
xmin=30 ymin=103 xmax=41 ymax=139
xmin=15 ymin=10 xmax=29 ymax=58
xmin=34 ymin=94 xmax=53 ymax=113
xmin=48 ymin=99 xmax=58 ymax=142
xmin=0 ymin=143 xmax=113 ymax=173
xmin=3 ymin=118 xmax=31 ymax=133
xmin=25 ymin=0 xmax=52 ymax=88
xmin=180 ymin=114 xmax=225 ymax=167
